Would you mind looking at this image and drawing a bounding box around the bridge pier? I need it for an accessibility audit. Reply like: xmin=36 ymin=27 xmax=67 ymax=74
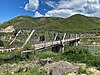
xmin=69 ymin=39 xmax=79 ymax=46
xmin=62 ymin=44 xmax=65 ymax=53
xmin=52 ymin=44 xmax=64 ymax=53
xmin=75 ymin=41 xmax=78 ymax=46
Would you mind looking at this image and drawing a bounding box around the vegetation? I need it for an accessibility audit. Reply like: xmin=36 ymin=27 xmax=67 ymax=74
xmin=0 ymin=46 xmax=100 ymax=75
xmin=0 ymin=40 xmax=4 ymax=46
xmin=0 ymin=51 xmax=35 ymax=65
xmin=0 ymin=14 xmax=100 ymax=75
xmin=0 ymin=51 xmax=20 ymax=64
xmin=0 ymin=14 xmax=100 ymax=32
xmin=0 ymin=46 xmax=100 ymax=67
xmin=22 ymin=43 xmax=34 ymax=51
xmin=0 ymin=51 xmax=18 ymax=58
xmin=34 ymin=51 xmax=58 ymax=59
xmin=62 ymin=46 xmax=100 ymax=67
xmin=13 ymin=66 xmax=48 ymax=75
xmin=1 ymin=65 xmax=48 ymax=75
xmin=77 ymin=66 xmax=87 ymax=74
xmin=34 ymin=46 xmax=100 ymax=67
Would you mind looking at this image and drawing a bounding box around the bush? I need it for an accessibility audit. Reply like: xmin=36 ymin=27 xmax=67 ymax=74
xmin=63 ymin=46 xmax=90 ymax=55
xmin=22 ymin=43 xmax=34 ymax=51
xmin=78 ymin=67 xmax=87 ymax=74
xmin=14 ymin=66 xmax=48 ymax=75
xmin=97 ymin=66 xmax=100 ymax=70
xmin=0 ymin=40 xmax=4 ymax=46
xmin=35 ymin=51 xmax=57 ymax=59
xmin=0 ymin=51 xmax=20 ymax=64
xmin=62 ymin=46 xmax=100 ymax=67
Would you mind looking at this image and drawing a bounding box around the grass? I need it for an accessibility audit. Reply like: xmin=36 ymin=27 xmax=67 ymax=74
xmin=0 ymin=46 xmax=99 ymax=67
xmin=2 ymin=66 xmax=48 ymax=75
xmin=62 ymin=46 xmax=100 ymax=67
xmin=0 ymin=51 xmax=17 ymax=58
xmin=13 ymin=66 xmax=48 ymax=75
xmin=81 ymin=37 xmax=100 ymax=45
xmin=34 ymin=46 xmax=100 ymax=67
xmin=0 ymin=46 xmax=100 ymax=73
xmin=34 ymin=51 xmax=58 ymax=59
xmin=77 ymin=66 xmax=87 ymax=74
xmin=0 ymin=51 xmax=21 ymax=64
xmin=1 ymin=14 xmax=100 ymax=32
xmin=0 ymin=46 xmax=100 ymax=75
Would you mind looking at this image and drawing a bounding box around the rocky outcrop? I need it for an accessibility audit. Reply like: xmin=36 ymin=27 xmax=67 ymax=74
xmin=43 ymin=61 xmax=79 ymax=75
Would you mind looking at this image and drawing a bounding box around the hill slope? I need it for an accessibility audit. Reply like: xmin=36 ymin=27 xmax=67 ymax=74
xmin=0 ymin=14 xmax=100 ymax=32
xmin=36 ymin=14 xmax=100 ymax=32
xmin=0 ymin=16 xmax=61 ymax=30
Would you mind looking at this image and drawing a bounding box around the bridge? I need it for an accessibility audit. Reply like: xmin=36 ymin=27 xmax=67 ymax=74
xmin=0 ymin=30 xmax=80 ymax=53
xmin=34 ymin=37 xmax=79 ymax=50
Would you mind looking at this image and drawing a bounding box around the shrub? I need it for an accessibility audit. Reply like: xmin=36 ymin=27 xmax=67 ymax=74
xmin=62 ymin=46 xmax=100 ymax=67
xmin=35 ymin=51 xmax=57 ymax=59
xmin=97 ymin=66 xmax=100 ymax=70
xmin=22 ymin=43 xmax=34 ymax=51
xmin=63 ymin=46 xmax=90 ymax=55
xmin=0 ymin=40 xmax=4 ymax=46
xmin=78 ymin=67 xmax=87 ymax=74
xmin=14 ymin=66 xmax=48 ymax=75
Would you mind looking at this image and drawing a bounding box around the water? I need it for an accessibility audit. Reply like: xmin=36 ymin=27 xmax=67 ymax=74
xmin=87 ymin=46 xmax=100 ymax=56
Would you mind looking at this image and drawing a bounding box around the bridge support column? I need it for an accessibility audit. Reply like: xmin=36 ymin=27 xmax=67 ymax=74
xmin=75 ymin=41 xmax=78 ymax=46
xmin=75 ymin=34 xmax=78 ymax=46
xmin=62 ymin=44 xmax=65 ymax=53
xmin=2 ymin=50 xmax=4 ymax=53
xmin=52 ymin=44 xmax=64 ymax=53
xmin=69 ymin=41 xmax=79 ymax=46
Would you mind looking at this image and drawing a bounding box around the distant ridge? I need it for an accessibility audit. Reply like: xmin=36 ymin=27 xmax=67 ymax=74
xmin=0 ymin=14 xmax=100 ymax=32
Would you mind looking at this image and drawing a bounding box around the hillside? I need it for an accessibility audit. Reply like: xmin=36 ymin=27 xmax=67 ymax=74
xmin=0 ymin=16 xmax=61 ymax=30
xmin=36 ymin=14 xmax=100 ymax=32
xmin=0 ymin=14 xmax=100 ymax=32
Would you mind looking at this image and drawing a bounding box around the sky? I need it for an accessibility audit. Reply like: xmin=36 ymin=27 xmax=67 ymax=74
xmin=0 ymin=0 xmax=100 ymax=23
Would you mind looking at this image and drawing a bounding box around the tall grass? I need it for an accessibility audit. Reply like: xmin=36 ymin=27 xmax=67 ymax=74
xmin=62 ymin=46 xmax=100 ymax=67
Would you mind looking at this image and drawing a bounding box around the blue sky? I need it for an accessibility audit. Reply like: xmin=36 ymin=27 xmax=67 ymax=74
xmin=0 ymin=0 xmax=100 ymax=23
xmin=0 ymin=0 xmax=51 ymax=22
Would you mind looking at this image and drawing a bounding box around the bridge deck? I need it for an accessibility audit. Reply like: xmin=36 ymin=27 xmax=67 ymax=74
xmin=0 ymin=37 xmax=79 ymax=53
xmin=34 ymin=37 xmax=79 ymax=50
xmin=0 ymin=48 xmax=15 ymax=53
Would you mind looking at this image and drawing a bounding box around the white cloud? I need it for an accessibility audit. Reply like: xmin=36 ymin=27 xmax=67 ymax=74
xmin=57 ymin=0 xmax=87 ymax=9
xmin=24 ymin=0 xmax=39 ymax=11
xmin=83 ymin=2 xmax=100 ymax=14
xmin=45 ymin=1 xmax=57 ymax=8
xmin=44 ymin=0 xmax=100 ymax=18
xmin=45 ymin=9 xmax=72 ymax=18
xmin=89 ymin=10 xmax=100 ymax=17
xmin=34 ymin=11 xmax=43 ymax=17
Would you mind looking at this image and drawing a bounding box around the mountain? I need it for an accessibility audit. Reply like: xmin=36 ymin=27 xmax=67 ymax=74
xmin=0 ymin=16 xmax=61 ymax=30
xmin=0 ymin=14 xmax=100 ymax=33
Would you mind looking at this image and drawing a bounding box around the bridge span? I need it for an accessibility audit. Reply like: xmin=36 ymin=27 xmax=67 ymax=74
xmin=0 ymin=30 xmax=80 ymax=53
xmin=34 ymin=37 xmax=79 ymax=50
